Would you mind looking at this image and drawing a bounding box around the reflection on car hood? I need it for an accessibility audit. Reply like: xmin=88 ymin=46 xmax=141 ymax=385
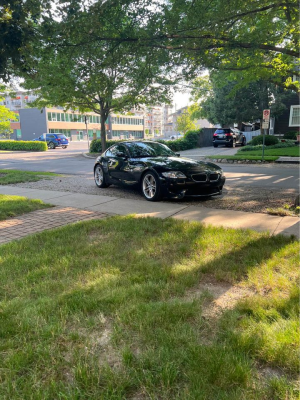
xmin=141 ymin=156 xmax=221 ymax=172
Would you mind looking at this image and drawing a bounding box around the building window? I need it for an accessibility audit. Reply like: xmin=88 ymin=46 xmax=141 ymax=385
xmin=289 ymin=105 xmax=300 ymax=127
xmin=47 ymin=112 xmax=52 ymax=121
xmin=57 ymin=113 xmax=60 ymax=121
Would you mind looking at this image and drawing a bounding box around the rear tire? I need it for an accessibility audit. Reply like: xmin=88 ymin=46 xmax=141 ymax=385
xmin=230 ymin=139 xmax=236 ymax=148
xmin=141 ymin=171 xmax=161 ymax=201
xmin=213 ymin=144 xmax=218 ymax=148
xmin=94 ymin=165 xmax=110 ymax=188
xmin=62 ymin=145 xmax=67 ymax=149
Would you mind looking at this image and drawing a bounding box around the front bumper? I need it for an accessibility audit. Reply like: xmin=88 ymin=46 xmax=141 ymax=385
xmin=160 ymin=176 xmax=226 ymax=199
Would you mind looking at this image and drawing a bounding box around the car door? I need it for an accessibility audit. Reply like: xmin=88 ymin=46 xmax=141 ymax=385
xmin=104 ymin=144 xmax=131 ymax=184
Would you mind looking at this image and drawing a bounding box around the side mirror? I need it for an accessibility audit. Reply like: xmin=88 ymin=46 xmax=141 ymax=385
xmin=176 ymin=153 xmax=180 ymax=157
xmin=116 ymin=152 xmax=127 ymax=158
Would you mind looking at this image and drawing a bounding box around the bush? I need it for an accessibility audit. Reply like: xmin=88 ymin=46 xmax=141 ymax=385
xmin=90 ymin=130 xmax=201 ymax=153
xmin=248 ymin=135 xmax=279 ymax=146
xmin=0 ymin=140 xmax=47 ymax=151
xmin=239 ymin=140 xmax=295 ymax=152
xmin=157 ymin=129 xmax=200 ymax=152
xmin=283 ymin=131 xmax=298 ymax=140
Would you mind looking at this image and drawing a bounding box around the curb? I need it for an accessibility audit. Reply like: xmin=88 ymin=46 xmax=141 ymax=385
xmin=82 ymin=152 xmax=99 ymax=159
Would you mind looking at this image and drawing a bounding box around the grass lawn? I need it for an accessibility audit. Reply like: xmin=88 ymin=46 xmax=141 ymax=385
xmin=238 ymin=146 xmax=300 ymax=157
xmin=0 ymin=194 xmax=53 ymax=220
xmin=0 ymin=217 xmax=299 ymax=399
xmin=0 ymin=169 xmax=59 ymax=185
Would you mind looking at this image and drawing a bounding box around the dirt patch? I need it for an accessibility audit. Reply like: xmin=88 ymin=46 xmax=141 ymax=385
xmin=184 ymin=275 xmax=255 ymax=319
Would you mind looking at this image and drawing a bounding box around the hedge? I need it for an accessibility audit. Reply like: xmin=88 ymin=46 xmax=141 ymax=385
xmin=239 ymin=140 xmax=296 ymax=152
xmin=0 ymin=140 xmax=48 ymax=151
xmin=89 ymin=130 xmax=201 ymax=153
xmin=157 ymin=130 xmax=200 ymax=151
xmin=284 ymin=131 xmax=298 ymax=140
xmin=248 ymin=135 xmax=279 ymax=146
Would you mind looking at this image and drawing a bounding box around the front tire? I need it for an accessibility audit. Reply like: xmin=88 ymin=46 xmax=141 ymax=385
xmin=241 ymin=138 xmax=246 ymax=146
xmin=48 ymin=142 xmax=55 ymax=149
xmin=141 ymin=171 xmax=161 ymax=201
xmin=94 ymin=164 xmax=110 ymax=188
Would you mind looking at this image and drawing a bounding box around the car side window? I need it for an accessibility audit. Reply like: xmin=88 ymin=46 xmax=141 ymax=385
xmin=105 ymin=145 xmax=127 ymax=157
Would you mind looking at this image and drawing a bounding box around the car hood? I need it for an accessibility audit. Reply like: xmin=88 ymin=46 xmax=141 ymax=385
xmin=142 ymin=156 xmax=221 ymax=172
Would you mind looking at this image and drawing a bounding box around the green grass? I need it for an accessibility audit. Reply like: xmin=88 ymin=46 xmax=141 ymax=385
xmin=0 ymin=194 xmax=53 ymax=220
xmin=0 ymin=217 xmax=299 ymax=399
xmin=0 ymin=169 xmax=59 ymax=185
xmin=207 ymin=146 xmax=300 ymax=161
xmin=207 ymin=155 xmax=278 ymax=161
xmin=238 ymin=147 xmax=300 ymax=157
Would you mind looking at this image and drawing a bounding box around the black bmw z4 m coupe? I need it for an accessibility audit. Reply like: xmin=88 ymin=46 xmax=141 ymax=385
xmin=94 ymin=141 xmax=225 ymax=201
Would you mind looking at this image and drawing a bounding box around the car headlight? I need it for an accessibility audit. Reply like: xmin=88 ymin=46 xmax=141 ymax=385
xmin=161 ymin=171 xmax=187 ymax=179
xmin=220 ymin=169 xmax=224 ymax=177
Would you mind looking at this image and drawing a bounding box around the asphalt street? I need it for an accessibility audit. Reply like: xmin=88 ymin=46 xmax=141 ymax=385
xmin=0 ymin=142 xmax=299 ymax=191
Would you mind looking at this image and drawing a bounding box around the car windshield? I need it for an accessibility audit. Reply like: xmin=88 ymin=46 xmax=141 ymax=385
xmin=126 ymin=142 xmax=175 ymax=158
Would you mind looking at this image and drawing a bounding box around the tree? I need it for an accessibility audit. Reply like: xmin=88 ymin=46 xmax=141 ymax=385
xmin=0 ymin=91 xmax=15 ymax=137
xmin=175 ymin=106 xmax=196 ymax=135
xmin=190 ymin=72 xmax=294 ymax=127
xmin=25 ymin=1 xmax=178 ymax=151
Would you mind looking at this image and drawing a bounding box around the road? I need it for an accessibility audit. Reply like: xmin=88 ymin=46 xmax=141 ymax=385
xmin=0 ymin=142 xmax=299 ymax=191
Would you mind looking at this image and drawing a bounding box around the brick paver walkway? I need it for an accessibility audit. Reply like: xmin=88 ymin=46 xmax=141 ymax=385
xmin=0 ymin=206 xmax=110 ymax=244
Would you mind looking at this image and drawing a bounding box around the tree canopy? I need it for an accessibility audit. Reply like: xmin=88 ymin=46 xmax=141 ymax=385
xmin=175 ymin=106 xmax=196 ymax=135
xmin=190 ymin=71 xmax=295 ymax=127
xmin=25 ymin=0 xmax=177 ymax=150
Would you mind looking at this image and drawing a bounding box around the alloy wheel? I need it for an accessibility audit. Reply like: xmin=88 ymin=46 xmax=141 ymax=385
xmin=95 ymin=166 xmax=103 ymax=186
xmin=143 ymin=174 xmax=156 ymax=199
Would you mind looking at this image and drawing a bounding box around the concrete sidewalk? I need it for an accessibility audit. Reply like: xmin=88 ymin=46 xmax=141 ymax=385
xmin=1 ymin=185 xmax=299 ymax=238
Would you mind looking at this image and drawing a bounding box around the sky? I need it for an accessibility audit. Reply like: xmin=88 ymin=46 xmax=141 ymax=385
xmin=172 ymin=90 xmax=192 ymax=112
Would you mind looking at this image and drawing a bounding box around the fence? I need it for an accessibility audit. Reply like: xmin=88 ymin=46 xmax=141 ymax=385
xmin=198 ymin=128 xmax=262 ymax=147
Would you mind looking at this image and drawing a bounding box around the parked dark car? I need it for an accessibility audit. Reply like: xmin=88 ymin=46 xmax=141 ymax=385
xmin=33 ymin=133 xmax=69 ymax=149
xmin=94 ymin=141 xmax=225 ymax=201
xmin=213 ymin=128 xmax=246 ymax=148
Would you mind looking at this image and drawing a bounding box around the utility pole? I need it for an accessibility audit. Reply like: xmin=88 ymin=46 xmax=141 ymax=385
xmin=84 ymin=115 xmax=89 ymax=151
xmin=261 ymin=109 xmax=270 ymax=161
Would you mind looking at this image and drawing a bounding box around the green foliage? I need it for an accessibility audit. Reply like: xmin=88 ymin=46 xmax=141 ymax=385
xmin=239 ymin=140 xmax=295 ymax=152
xmin=162 ymin=1 xmax=299 ymax=92
xmin=191 ymin=72 xmax=293 ymax=127
xmin=0 ymin=140 xmax=48 ymax=151
xmin=158 ymin=130 xmax=200 ymax=151
xmin=284 ymin=131 xmax=298 ymax=140
xmin=0 ymin=91 xmax=16 ymax=137
xmin=248 ymin=135 xmax=279 ymax=146
xmin=175 ymin=106 xmax=196 ymax=135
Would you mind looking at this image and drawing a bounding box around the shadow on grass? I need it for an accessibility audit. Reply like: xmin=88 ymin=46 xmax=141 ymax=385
xmin=0 ymin=216 xmax=298 ymax=399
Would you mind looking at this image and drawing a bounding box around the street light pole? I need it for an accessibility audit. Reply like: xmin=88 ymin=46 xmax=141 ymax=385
xmin=85 ymin=115 xmax=89 ymax=151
